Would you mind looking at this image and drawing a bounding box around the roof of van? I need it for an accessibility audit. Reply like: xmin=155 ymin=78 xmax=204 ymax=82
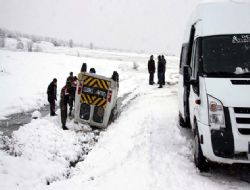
xmin=183 ymin=0 xmax=250 ymax=42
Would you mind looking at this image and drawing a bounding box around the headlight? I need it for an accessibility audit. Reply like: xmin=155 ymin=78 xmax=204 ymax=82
xmin=208 ymin=95 xmax=225 ymax=129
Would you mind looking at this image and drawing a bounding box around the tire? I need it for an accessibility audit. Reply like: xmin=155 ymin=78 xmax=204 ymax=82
xmin=178 ymin=113 xmax=187 ymax=128
xmin=193 ymin=126 xmax=209 ymax=172
xmin=109 ymin=103 xmax=118 ymax=123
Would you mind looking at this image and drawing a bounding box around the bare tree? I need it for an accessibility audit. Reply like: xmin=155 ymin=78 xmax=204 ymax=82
xmin=90 ymin=42 xmax=94 ymax=49
xmin=27 ymin=41 xmax=33 ymax=52
xmin=16 ymin=39 xmax=24 ymax=49
xmin=69 ymin=39 xmax=73 ymax=48
xmin=0 ymin=29 xmax=5 ymax=48
xmin=0 ymin=37 xmax=5 ymax=48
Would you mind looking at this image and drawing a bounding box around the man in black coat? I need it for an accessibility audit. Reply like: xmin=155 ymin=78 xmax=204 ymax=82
xmin=157 ymin=55 xmax=164 ymax=88
xmin=67 ymin=72 xmax=74 ymax=83
xmin=67 ymin=72 xmax=75 ymax=116
xmin=148 ymin=55 xmax=155 ymax=85
xmin=47 ymin=78 xmax=57 ymax=116
xmin=162 ymin=55 xmax=166 ymax=85
xmin=81 ymin=63 xmax=87 ymax=72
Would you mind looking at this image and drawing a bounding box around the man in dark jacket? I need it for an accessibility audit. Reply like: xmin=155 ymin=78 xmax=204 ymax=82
xmin=162 ymin=55 xmax=166 ymax=85
xmin=81 ymin=63 xmax=87 ymax=72
xmin=67 ymin=72 xmax=76 ymax=116
xmin=67 ymin=72 xmax=74 ymax=83
xmin=68 ymin=76 xmax=77 ymax=116
xmin=47 ymin=78 xmax=57 ymax=116
xmin=148 ymin=55 xmax=155 ymax=85
xmin=60 ymin=80 xmax=71 ymax=130
xmin=157 ymin=55 xmax=164 ymax=88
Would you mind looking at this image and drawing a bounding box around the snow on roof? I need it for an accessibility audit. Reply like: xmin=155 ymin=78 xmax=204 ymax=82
xmin=183 ymin=0 xmax=250 ymax=42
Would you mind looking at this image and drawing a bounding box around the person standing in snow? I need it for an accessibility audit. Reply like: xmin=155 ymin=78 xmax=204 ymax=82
xmin=68 ymin=76 xmax=77 ymax=116
xmin=47 ymin=78 xmax=57 ymax=116
xmin=60 ymin=80 xmax=71 ymax=130
xmin=66 ymin=72 xmax=75 ymax=116
xmin=148 ymin=55 xmax=155 ymax=85
xmin=157 ymin=55 xmax=164 ymax=88
xmin=81 ymin=63 xmax=87 ymax=72
xmin=162 ymin=55 xmax=166 ymax=85
xmin=67 ymin=72 xmax=74 ymax=84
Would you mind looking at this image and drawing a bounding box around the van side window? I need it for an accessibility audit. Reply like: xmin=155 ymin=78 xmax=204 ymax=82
xmin=191 ymin=40 xmax=199 ymax=79
xmin=190 ymin=39 xmax=200 ymax=95
xmin=179 ymin=43 xmax=188 ymax=74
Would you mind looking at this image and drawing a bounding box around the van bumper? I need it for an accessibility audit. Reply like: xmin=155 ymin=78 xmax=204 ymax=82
xmin=198 ymin=121 xmax=250 ymax=164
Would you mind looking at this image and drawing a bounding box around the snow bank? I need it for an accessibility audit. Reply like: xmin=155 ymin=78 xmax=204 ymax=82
xmin=0 ymin=115 xmax=96 ymax=190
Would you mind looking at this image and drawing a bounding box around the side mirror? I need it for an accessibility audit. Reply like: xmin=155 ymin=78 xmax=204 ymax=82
xmin=183 ymin=65 xmax=191 ymax=87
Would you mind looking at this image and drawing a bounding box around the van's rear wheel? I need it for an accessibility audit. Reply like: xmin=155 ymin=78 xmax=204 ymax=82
xmin=193 ymin=126 xmax=209 ymax=172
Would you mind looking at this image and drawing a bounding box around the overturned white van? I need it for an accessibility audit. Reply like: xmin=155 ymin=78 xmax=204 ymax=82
xmin=74 ymin=71 xmax=119 ymax=128
xmin=178 ymin=1 xmax=250 ymax=171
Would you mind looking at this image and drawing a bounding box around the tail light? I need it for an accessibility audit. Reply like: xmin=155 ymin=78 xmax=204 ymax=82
xmin=78 ymin=84 xmax=82 ymax=95
xmin=107 ymin=90 xmax=112 ymax=102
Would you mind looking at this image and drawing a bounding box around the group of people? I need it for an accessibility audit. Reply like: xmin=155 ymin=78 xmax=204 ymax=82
xmin=148 ymin=55 xmax=166 ymax=88
xmin=47 ymin=62 xmax=94 ymax=130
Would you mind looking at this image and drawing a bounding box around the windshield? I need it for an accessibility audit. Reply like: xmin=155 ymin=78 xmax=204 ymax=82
xmin=202 ymin=34 xmax=250 ymax=77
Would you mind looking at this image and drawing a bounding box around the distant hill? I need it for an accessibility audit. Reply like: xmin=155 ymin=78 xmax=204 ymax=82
xmin=0 ymin=27 xmax=78 ymax=52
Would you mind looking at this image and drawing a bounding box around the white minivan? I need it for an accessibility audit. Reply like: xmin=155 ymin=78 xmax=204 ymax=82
xmin=178 ymin=1 xmax=250 ymax=171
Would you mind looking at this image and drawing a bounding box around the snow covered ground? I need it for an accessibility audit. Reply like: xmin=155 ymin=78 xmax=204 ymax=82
xmin=0 ymin=49 xmax=249 ymax=190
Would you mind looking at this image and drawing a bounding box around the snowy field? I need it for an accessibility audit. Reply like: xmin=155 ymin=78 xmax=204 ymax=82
xmin=0 ymin=49 xmax=249 ymax=190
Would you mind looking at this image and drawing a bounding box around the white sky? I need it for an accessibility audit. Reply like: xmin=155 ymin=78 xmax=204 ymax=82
xmin=0 ymin=0 xmax=200 ymax=54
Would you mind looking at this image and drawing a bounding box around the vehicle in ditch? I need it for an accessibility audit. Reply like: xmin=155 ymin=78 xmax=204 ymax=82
xmin=74 ymin=71 xmax=119 ymax=128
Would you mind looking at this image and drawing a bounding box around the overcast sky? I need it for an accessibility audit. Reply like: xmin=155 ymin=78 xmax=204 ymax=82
xmin=0 ymin=0 xmax=200 ymax=54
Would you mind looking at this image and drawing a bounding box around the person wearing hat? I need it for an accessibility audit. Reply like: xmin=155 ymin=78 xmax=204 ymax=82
xmin=47 ymin=78 xmax=57 ymax=116
xmin=157 ymin=55 xmax=164 ymax=88
xmin=67 ymin=72 xmax=74 ymax=84
xmin=89 ymin=68 xmax=96 ymax=73
xmin=161 ymin=55 xmax=166 ymax=85
xmin=81 ymin=63 xmax=87 ymax=72
xmin=60 ymin=80 xmax=71 ymax=130
xmin=148 ymin=55 xmax=155 ymax=85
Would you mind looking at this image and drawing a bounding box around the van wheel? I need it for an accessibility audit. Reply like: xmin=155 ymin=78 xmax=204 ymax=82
xmin=193 ymin=127 xmax=209 ymax=172
xmin=109 ymin=103 xmax=118 ymax=123
xmin=178 ymin=113 xmax=187 ymax=128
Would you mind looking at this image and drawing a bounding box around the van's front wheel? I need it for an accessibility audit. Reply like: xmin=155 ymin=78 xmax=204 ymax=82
xmin=178 ymin=112 xmax=189 ymax=128
xmin=193 ymin=126 xmax=209 ymax=172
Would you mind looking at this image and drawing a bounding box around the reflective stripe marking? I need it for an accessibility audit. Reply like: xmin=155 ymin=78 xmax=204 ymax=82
xmin=92 ymin=96 xmax=97 ymax=101
xmin=87 ymin=95 xmax=92 ymax=104
xmin=83 ymin=75 xmax=110 ymax=90
xmin=101 ymin=80 xmax=108 ymax=90
xmin=93 ymin=98 xmax=102 ymax=105
xmin=84 ymin=77 xmax=92 ymax=86
xmin=81 ymin=75 xmax=111 ymax=107
xmin=89 ymin=79 xmax=96 ymax=86
xmin=97 ymin=99 xmax=106 ymax=107
xmin=97 ymin=79 xmax=104 ymax=89
xmin=81 ymin=94 xmax=89 ymax=104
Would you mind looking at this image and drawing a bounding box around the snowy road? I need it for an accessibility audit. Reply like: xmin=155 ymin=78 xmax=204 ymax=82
xmin=47 ymin=79 xmax=250 ymax=190
xmin=0 ymin=49 xmax=249 ymax=190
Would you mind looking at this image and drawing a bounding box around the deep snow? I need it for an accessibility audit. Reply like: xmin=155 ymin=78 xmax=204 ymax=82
xmin=0 ymin=49 xmax=249 ymax=190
